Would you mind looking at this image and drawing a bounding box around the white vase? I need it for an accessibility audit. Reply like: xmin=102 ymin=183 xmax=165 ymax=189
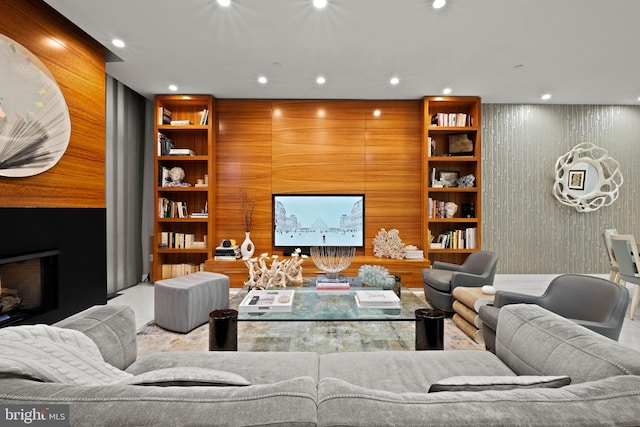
xmin=240 ymin=231 xmax=255 ymax=258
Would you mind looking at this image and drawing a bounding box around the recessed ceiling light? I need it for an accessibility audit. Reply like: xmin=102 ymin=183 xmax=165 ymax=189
xmin=217 ymin=0 xmax=231 ymax=6
xmin=111 ymin=39 xmax=125 ymax=48
xmin=432 ymin=0 xmax=446 ymax=9
xmin=313 ymin=0 xmax=328 ymax=9
xmin=373 ymin=109 xmax=381 ymax=117
xmin=258 ymin=76 xmax=268 ymax=84
xmin=541 ymin=93 xmax=552 ymax=100
xmin=316 ymin=76 xmax=326 ymax=85
xmin=390 ymin=77 xmax=400 ymax=85
xmin=442 ymin=88 xmax=452 ymax=95
xmin=168 ymin=84 xmax=178 ymax=92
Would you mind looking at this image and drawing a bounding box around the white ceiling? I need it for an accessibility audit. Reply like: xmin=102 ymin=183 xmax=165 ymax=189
xmin=44 ymin=0 xmax=640 ymax=104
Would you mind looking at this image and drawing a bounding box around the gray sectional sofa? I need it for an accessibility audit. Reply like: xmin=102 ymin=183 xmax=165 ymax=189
xmin=1 ymin=303 xmax=639 ymax=426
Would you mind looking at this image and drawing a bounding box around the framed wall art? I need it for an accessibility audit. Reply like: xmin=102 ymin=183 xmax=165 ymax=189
xmin=0 ymin=33 xmax=71 ymax=177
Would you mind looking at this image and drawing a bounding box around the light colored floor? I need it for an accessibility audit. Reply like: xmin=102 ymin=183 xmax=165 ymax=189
xmin=108 ymin=274 xmax=640 ymax=352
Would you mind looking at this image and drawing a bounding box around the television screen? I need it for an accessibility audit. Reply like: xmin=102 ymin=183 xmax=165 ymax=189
xmin=273 ymin=194 xmax=364 ymax=249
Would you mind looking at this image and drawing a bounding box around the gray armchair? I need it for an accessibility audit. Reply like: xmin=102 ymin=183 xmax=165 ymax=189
xmin=479 ymin=274 xmax=629 ymax=352
xmin=422 ymin=251 xmax=498 ymax=312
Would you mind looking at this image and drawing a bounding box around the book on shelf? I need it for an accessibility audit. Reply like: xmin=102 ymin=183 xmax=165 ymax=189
xmin=355 ymin=290 xmax=401 ymax=309
xmin=435 ymin=227 xmax=477 ymax=250
xmin=431 ymin=112 xmax=473 ymax=127
xmin=427 ymin=137 xmax=436 ymax=157
xmin=215 ymin=245 xmax=241 ymax=260
xmin=161 ymin=262 xmax=202 ymax=279
xmin=199 ymin=108 xmax=209 ymax=125
xmin=168 ymin=148 xmax=196 ymax=156
xmin=239 ymin=289 xmax=295 ymax=313
xmin=170 ymin=119 xmax=192 ymax=125
xmin=158 ymin=107 xmax=173 ymax=125
xmin=190 ymin=212 xmax=208 ymax=218
xmin=157 ymin=132 xmax=174 ymax=156
xmin=159 ymin=231 xmax=197 ymax=249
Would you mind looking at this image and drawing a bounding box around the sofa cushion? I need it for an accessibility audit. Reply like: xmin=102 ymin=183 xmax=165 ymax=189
xmin=127 ymin=351 xmax=320 ymax=384
xmin=496 ymin=304 xmax=640 ymax=384
xmin=317 ymin=375 xmax=640 ymax=427
xmin=319 ymin=350 xmax=515 ymax=394
xmin=423 ymin=269 xmax=454 ymax=292
xmin=0 ymin=376 xmax=318 ymax=427
xmin=428 ymin=375 xmax=571 ymax=392
xmin=119 ymin=367 xmax=251 ymax=387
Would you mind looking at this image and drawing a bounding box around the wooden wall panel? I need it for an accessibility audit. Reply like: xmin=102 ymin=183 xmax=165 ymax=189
xmin=216 ymin=100 xmax=272 ymax=251
xmin=214 ymin=99 xmax=423 ymax=257
xmin=0 ymin=0 xmax=106 ymax=208
xmin=364 ymin=100 xmax=422 ymax=252
xmin=272 ymin=100 xmax=366 ymax=194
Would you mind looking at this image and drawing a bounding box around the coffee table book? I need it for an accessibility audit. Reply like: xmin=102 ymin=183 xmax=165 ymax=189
xmin=355 ymin=290 xmax=401 ymax=309
xmin=239 ymin=289 xmax=295 ymax=313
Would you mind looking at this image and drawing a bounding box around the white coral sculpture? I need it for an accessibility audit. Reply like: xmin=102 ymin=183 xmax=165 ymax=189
xmin=372 ymin=228 xmax=407 ymax=259
xmin=243 ymin=249 xmax=308 ymax=289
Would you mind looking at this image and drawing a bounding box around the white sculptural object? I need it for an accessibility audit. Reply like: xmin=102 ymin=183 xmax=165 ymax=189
xmin=372 ymin=228 xmax=406 ymax=259
xmin=243 ymin=249 xmax=308 ymax=289
xmin=444 ymin=201 xmax=458 ymax=218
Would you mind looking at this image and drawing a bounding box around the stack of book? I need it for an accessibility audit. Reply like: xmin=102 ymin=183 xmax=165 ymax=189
xmin=354 ymin=290 xmax=401 ymax=309
xmin=316 ymin=274 xmax=350 ymax=290
xmin=405 ymin=249 xmax=424 ymax=259
xmin=214 ymin=245 xmax=241 ymax=261
xmin=169 ymin=148 xmax=195 ymax=156
xmin=170 ymin=119 xmax=192 ymax=125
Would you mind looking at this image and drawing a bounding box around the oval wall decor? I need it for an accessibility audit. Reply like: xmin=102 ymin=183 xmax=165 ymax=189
xmin=0 ymin=33 xmax=71 ymax=177
xmin=552 ymin=142 xmax=623 ymax=212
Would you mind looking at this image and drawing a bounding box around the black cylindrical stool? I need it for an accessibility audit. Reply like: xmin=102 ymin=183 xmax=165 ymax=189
xmin=209 ymin=309 xmax=238 ymax=351
xmin=415 ymin=308 xmax=444 ymax=350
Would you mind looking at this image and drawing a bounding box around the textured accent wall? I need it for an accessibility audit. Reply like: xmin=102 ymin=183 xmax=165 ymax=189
xmin=482 ymin=104 xmax=640 ymax=274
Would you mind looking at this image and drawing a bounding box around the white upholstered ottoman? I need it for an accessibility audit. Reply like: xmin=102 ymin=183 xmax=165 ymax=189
xmin=154 ymin=271 xmax=230 ymax=333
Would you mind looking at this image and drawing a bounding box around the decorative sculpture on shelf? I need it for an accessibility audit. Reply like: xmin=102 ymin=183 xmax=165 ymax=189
xmin=456 ymin=174 xmax=475 ymax=188
xmin=310 ymin=246 xmax=356 ymax=279
xmin=243 ymin=249 xmax=308 ymax=289
xmin=552 ymin=142 xmax=623 ymax=212
xmin=444 ymin=201 xmax=458 ymax=218
xmin=373 ymin=228 xmax=406 ymax=259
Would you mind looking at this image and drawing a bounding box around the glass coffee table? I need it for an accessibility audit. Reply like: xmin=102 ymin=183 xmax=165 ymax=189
xmin=229 ymin=279 xmax=425 ymax=321
xmin=210 ymin=278 xmax=440 ymax=352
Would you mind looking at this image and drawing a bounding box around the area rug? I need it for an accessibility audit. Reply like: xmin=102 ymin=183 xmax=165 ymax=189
xmin=136 ymin=290 xmax=483 ymax=357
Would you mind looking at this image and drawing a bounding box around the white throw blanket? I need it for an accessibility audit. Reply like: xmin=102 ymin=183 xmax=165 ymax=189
xmin=0 ymin=324 xmax=132 ymax=386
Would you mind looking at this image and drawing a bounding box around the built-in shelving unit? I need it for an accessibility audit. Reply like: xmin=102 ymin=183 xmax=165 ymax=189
xmin=422 ymin=96 xmax=482 ymax=265
xmin=153 ymin=95 xmax=215 ymax=281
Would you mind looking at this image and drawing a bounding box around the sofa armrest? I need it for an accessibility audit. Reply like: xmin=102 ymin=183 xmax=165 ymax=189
xmin=54 ymin=305 xmax=137 ymax=370
xmin=494 ymin=291 xmax=541 ymax=308
xmin=431 ymin=261 xmax=464 ymax=272
xmin=450 ymin=272 xmax=489 ymax=288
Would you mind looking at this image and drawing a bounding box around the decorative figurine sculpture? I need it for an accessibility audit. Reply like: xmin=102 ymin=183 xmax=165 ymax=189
xmin=373 ymin=228 xmax=406 ymax=259
xmin=244 ymin=249 xmax=308 ymax=289
xmin=444 ymin=201 xmax=458 ymax=218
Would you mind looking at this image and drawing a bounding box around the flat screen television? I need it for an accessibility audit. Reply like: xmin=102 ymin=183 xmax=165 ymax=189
xmin=273 ymin=194 xmax=364 ymax=254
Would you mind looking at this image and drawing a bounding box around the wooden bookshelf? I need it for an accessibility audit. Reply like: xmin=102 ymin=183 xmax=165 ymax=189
xmin=422 ymin=96 xmax=482 ymax=265
xmin=153 ymin=95 xmax=215 ymax=280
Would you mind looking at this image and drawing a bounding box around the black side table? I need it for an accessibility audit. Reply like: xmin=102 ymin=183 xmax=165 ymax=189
xmin=415 ymin=308 xmax=444 ymax=350
xmin=209 ymin=309 xmax=238 ymax=351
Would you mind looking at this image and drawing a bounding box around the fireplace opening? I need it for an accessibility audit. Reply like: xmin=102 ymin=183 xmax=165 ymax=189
xmin=0 ymin=249 xmax=60 ymax=327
